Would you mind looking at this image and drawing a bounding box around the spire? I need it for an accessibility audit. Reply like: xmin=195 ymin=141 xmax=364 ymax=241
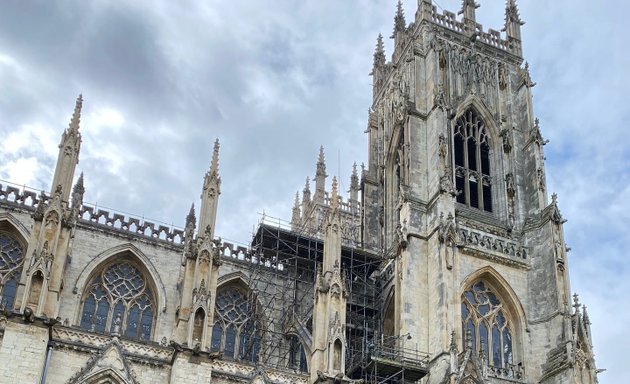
xmin=51 ymin=94 xmax=83 ymax=201
xmin=68 ymin=94 xmax=83 ymax=135
xmin=314 ymin=146 xmax=327 ymax=202
xmin=210 ymin=138 xmax=220 ymax=178
xmin=373 ymin=34 xmax=386 ymax=68
xmin=199 ymin=140 xmax=221 ymax=239
xmin=391 ymin=0 xmax=406 ymax=38
xmin=70 ymin=172 xmax=84 ymax=210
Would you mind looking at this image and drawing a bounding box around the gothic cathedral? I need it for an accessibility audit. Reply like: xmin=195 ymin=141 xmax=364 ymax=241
xmin=0 ymin=1 xmax=599 ymax=384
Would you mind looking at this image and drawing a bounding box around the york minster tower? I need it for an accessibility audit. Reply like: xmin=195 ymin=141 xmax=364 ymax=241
xmin=0 ymin=1 xmax=598 ymax=384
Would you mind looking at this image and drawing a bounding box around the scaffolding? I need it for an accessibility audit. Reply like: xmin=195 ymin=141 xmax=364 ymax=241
xmin=224 ymin=213 xmax=428 ymax=382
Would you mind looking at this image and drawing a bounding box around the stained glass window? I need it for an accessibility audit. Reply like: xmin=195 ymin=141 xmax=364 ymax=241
xmin=0 ymin=233 xmax=24 ymax=310
xmin=210 ymin=285 xmax=261 ymax=362
xmin=80 ymin=261 xmax=155 ymax=340
xmin=461 ymin=281 xmax=513 ymax=368
xmin=454 ymin=108 xmax=493 ymax=212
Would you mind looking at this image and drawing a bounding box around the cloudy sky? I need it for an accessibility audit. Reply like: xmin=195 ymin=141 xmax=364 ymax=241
xmin=0 ymin=0 xmax=627 ymax=381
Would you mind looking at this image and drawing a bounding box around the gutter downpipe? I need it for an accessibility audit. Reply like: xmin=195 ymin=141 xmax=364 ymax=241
xmin=40 ymin=318 xmax=58 ymax=384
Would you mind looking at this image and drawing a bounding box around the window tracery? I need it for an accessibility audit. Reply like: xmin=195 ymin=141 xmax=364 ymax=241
xmin=454 ymin=108 xmax=493 ymax=212
xmin=210 ymin=285 xmax=261 ymax=362
xmin=461 ymin=281 xmax=513 ymax=368
xmin=0 ymin=232 xmax=24 ymax=310
xmin=80 ymin=261 xmax=155 ymax=340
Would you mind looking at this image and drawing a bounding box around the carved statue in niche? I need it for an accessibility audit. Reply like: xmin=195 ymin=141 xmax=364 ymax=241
xmin=433 ymin=85 xmax=448 ymax=111
xmin=505 ymin=173 xmax=515 ymax=198
xmin=438 ymin=213 xmax=459 ymax=270
xmin=438 ymin=133 xmax=448 ymax=163
xmin=498 ymin=63 xmax=508 ymax=91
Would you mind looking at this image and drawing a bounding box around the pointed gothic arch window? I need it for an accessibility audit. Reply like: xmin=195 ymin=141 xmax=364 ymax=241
xmin=0 ymin=232 xmax=25 ymax=310
xmin=79 ymin=260 xmax=156 ymax=340
xmin=287 ymin=335 xmax=308 ymax=372
xmin=210 ymin=284 xmax=261 ymax=362
xmin=454 ymin=108 xmax=492 ymax=212
xmin=461 ymin=281 xmax=514 ymax=368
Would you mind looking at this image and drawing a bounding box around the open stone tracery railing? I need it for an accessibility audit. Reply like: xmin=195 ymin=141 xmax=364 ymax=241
xmin=78 ymin=204 xmax=184 ymax=245
xmin=459 ymin=227 xmax=528 ymax=261
xmin=429 ymin=6 xmax=518 ymax=55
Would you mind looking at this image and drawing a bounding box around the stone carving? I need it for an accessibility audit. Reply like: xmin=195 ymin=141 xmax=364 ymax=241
xmin=439 ymin=213 xmax=459 ymax=269
xmin=519 ymin=62 xmax=536 ymax=89
xmin=498 ymin=63 xmax=508 ymax=90
xmin=505 ymin=173 xmax=515 ymax=198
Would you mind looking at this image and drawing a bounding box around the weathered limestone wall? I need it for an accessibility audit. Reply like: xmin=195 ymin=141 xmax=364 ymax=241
xmin=0 ymin=321 xmax=48 ymax=383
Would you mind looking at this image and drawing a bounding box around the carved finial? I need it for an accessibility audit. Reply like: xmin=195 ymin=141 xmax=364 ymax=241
xmin=573 ymin=293 xmax=581 ymax=314
xmin=552 ymin=193 xmax=558 ymax=204
xmin=112 ymin=312 xmax=122 ymax=336
xmin=350 ymin=163 xmax=359 ymax=192
xmin=582 ymin=305 xmax=591 ymax=325
xmin=450 ymin=331 xmax=458 ymax=351
xmin=69 ymin=94 xmax=83 ymax=133
xmin=186 ymin=203 xmax=196 ymax=229
xmin=330 ymin=176 xmax=339 ymax=211
xmin=71 ymin=172 xmax=85 ymax=209
xmin=291 ymin=191 xmax=301 ymax=226
xmin=373 ymin=33 xmax=386 ymax=68
xmin=317 ymin=145 xmax=326 ymax=175
xmin=465 ymin=328 xmax=473 ymax=350
xmin=391 ymin=0 xmax=406 ymax=38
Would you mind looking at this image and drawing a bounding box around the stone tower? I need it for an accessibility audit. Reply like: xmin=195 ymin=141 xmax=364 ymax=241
xmin=361 ymin=1 xmax=598 ymax=383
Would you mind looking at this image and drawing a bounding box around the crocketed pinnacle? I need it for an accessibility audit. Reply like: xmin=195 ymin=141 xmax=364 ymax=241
xmin=316 ymin=145 xmax=326 ymax=177
xmin=71 ymin=172 xmax=85 ymax=209
xmin=350 ymin=163 xmax=359 ymax=191
xmin=68 ymin=94 xmax=83 ymax=134
xmin=505 ymin=0 xmax=524 ymax=25
xmin=373 ymin=34 xmax=386 ymax=67
xmin=304 ymin=176 xmax=311 ymax=194
xmin=391 ymin=0 xmax=406 ymax=38
xmin=210 ymin=138 xmax=220 ymax=177
xmin=330 ymin=176 xmax=339 ymax=211
xmin=186 ymin=202 xmax=196 ymax=229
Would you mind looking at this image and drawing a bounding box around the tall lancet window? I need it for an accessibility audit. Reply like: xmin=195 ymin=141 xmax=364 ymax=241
xmin=80 ymin=261 xmax=155 ymax=340
xmin=210 ymin=285 xmax=261 ymax=362
xmin=454 ymin=108 xmax=492 ymax=212
xmin=461 ymin=281 xmax=514 ymax=368
xmin=0 ymin=233 xmax=24 ymax=310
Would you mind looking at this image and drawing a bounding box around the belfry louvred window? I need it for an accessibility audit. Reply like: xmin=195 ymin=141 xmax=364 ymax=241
xmin=461 ymin=281 xmax=513 ymax=368
xmin=210 ymin=285 xmax=261 ymax=362
xmin=454 ymin=108 xmax=492 ymax=212
xmin=80 ymin=261 xmax=155 ymax=340
xmin=0 ymin=233 xmax=24 ymax=310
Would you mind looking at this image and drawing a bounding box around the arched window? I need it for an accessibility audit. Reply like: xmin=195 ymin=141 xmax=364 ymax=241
xmin=461 ymin=281 xmax=513 ymax=368
xmin=0 ymin=232 xmax=25 ymax=310
xmin=210 ymin=285 xmax=261 ymax=362
xmin=288 ymin=335 xmax=308 ymax=372
xmin=80 ymin=261 xmax=156 ymax=340
xmin=454 ymin=108 xmax=492 ymax=212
